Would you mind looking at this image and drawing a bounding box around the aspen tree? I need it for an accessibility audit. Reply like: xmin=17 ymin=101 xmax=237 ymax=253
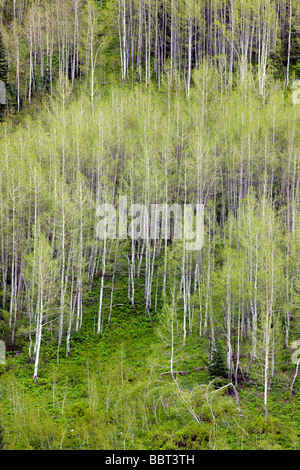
xmin=285 ymin=211 xmax=300 ymax=350
xmin=286 ymin=0 xmax=293 ymax=86
xmin=56 ymin=180 xmax=74 ymax=361
xmin=0 ymin=158 xmax=9 ymax=311
xmin=10 ymin=12 xmax=21 ymax=111
xmin=24 ymin=224 xmax=58 ymax=380
xmin=71 ymin=0 xmax=82 ymax=86
xmin=233 ymin=195 xmax=284 ymax=411
xmin=118 ymin=0 xmax=128 ymax=80
xmin=81 ymin=0 xmax=102 ymax=112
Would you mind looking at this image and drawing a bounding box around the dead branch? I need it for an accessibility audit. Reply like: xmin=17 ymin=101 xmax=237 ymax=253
xmin=159 ymin=367 xmax=205 ymax=379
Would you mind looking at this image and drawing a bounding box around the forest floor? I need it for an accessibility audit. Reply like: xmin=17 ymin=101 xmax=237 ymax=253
xmin=0 ymin=275 xmax=299 ymax=450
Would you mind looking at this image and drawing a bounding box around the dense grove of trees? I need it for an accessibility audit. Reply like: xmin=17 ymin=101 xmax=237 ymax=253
xmin=1 ymin=0 xmax=300 ymax=109
xmin=0 ymin=0 xmax=299 ymax=446
xmin=0 ymin=64 xmax=300 ymax=411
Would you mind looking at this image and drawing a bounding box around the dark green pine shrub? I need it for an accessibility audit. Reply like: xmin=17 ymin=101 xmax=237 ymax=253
xmin=0 ymin=424 xmax=5 ymax=450
xmin=0 ymin=33 xmax=8 ymax=83
xmin=208 ymin=341 xmax=228 ymax=380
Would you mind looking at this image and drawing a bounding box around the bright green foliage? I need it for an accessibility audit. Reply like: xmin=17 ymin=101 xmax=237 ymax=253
xmin=0 ymin=0 xmax=299 ymax=452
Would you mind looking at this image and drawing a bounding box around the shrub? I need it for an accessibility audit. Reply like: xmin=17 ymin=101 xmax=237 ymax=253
xmin=0 ymin=423 xmax=5 ymax=449
xmin=208 ymin=342 xmax=228 ymax=379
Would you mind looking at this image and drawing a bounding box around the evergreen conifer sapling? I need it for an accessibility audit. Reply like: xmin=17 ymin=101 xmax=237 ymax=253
xmin=208 ymin=341 xmax=228 ymax=379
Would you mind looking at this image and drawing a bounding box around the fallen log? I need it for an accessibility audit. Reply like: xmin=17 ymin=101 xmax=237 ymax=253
xmin=159 ymin=367 xmax=205 ymax=379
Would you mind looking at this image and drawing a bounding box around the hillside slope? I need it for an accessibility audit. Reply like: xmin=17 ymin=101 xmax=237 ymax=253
xmin=0 ymin=0 xmax=300 ymax=451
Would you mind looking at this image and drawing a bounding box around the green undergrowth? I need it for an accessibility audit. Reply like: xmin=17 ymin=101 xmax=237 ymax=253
xmin=0 ymin=277 xmax=299 ymax=450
